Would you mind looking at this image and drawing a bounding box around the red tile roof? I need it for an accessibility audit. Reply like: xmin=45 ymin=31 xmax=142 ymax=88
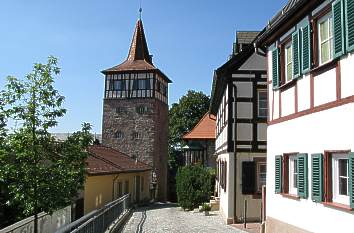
xmin=183 ymin=113 xmax=216 ymax=140
xmin=86 ymin=145 xmax=151 ymax=176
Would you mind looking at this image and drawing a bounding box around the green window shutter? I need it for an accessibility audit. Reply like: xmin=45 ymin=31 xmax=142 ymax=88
xmin=311 ymin=153 xmax=324 ymax=202
xmin=292 ymin=30 xmax=301 ymax=78
xmin=275 ymin=155 xmax=282 ymax=194
xmin=297 ymin=153 xmax=308 ymax=199
xmin=301 ymin=24 xmax=312 ymax=73
xmin=345 ymin=0 xmax=354 ymax=52
xmin=349 ymin=152 xmax=354 ymax=208
xmin=333 ymin=0 xmax=346 ymax=59
xmin=272 ymin=48 xmax=280 ymax=89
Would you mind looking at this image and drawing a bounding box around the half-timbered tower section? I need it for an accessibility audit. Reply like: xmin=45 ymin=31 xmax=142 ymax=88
xmin=182 ymin=113 xmax=216 ymax=168
xmin=210 ymin=31 xmax=267 ymax=224
xmin=101 ymin=19 xmax=171 ymax=201
xmin=255 ymin=0 xmax=354 ymax=232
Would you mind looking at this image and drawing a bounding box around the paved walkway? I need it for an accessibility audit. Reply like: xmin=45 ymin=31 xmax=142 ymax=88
xmin=122 ymin=203 xmax=246 ymax=233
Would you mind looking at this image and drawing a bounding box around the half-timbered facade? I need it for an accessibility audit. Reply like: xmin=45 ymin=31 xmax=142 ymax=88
xmin=101 ymin=19 xmax=171 ymax=201
xmin=210 ymin=31 xmax=267 ymax=224
xmin=255 ymin=0 xmax=354 ymax=232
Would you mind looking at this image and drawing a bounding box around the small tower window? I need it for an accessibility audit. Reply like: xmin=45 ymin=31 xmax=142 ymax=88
xmin=116 ymin=107 xmax=126 ymax=114
xmin=136 ymin=106 xmax=148 ymax=114
xmin=138 ymin=79 xmax=146 ymax=89
xmin=114 ymin=131 xmax=124 ymax=139
xmin=132 ymin=132 xmax=142 ymax=140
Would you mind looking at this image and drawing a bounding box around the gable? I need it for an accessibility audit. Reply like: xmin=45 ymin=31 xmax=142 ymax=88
xmin=238 ymin=53 xmax=267 ymax=71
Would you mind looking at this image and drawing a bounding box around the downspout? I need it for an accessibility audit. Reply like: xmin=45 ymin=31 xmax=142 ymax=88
xmin=112 ymin=174 xmax=119 ymax=201
xmin=233 ymin=84 xmax=238 ymax=223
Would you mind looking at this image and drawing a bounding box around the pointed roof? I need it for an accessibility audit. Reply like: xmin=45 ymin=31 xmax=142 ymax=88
xmin=183 ymin=113 xmax=216 ymax=140
xmin=127 ymin=19 xmax=152 ymax=63
xmin=102 ymin=19 xmax=171 ymax=82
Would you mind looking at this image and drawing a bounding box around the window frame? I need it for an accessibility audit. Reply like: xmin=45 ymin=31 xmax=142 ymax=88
xmin=318 ymin=12 xmax=334 ymax=66
xmin=285 ymin=41 xmax=294 ymax=83
xmin=332 ymin=153 xmax=350 ymax=205
xmin=257 ymin=89 xmax=268 ymax=118
xmin=256 ymin=161 xmax=267 ymax=193
xmin=289 ymin=155 xmax=298 ymax=195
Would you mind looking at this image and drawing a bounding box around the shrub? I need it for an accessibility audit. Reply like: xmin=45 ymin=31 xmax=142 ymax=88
xmin=201 ymin=203 xmax=211 ymax=211
xmin=176 ymin=165 xmax=212 ymax=210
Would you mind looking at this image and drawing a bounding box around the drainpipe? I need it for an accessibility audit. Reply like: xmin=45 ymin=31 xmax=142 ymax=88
xmin=112 ymin=174 xmax=119 ymax=201
xmin=233 ymin=84 xmax=238 ymax=223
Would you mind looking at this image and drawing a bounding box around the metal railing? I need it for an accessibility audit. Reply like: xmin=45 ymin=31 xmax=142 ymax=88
xmin=56 ymin=194 xmax=131 ymax=233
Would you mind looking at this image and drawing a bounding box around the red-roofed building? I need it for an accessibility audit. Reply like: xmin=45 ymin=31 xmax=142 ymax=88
xmin=182 ymin=113 xmax=216 ymax=168
xmin=82 ymin=145 xmax=152 ymax=215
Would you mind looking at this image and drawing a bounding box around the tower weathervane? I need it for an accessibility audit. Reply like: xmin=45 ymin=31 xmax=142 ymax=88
xmin=139 ymin=0 xmax=143 ymax=19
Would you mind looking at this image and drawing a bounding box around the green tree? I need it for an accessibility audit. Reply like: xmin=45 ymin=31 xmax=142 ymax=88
xmin=0 ymin=57 xmax=93 ymax=232
xmin=168 ymin=90 xmax=210 ymax=201
xmin=176 ymin=165 xmax=212 ymax=210
xmin=168 ymin=90 xmax=210 ymax=167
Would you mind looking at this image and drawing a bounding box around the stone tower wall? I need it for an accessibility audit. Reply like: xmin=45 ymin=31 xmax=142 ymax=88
xmin=102 ymin=98 xmax=168 ymax=201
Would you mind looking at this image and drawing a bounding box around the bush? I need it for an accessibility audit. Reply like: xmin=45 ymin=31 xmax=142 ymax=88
xmin=201 ymin=203 xmax=211 ymax=211
xmin=176 ymin=165 xmax=212 ymax=210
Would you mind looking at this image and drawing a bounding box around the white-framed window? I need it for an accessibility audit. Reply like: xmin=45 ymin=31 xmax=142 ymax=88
xmin=318 ymin=13 xmax=333 ymax=65
xmin=285 ymin=42 xmax=293 ymax=82
xmin=257 ymin=162 xmax=267 ymax=192
xmin=289 ymin=155 xmax=298 ymax=195
xmin=332 ymin=153 xmax=349 ymax=205
xmin=258 ymin=90 xmax=267 ymax=118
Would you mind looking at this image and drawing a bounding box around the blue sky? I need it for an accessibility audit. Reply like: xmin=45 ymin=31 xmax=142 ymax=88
xmin=0 ymin=0 xmax=287 ymax=133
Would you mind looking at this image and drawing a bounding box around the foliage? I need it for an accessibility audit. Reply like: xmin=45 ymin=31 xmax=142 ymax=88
xmin=167 ymin=90 xmax=210 ymax=201
xmin=169 ymin=90 xmax=210 ymax=150
xmin=0 ymin=57 xmax=93 ymax=224
xmin=201 ymin=203 xmax=211 ymax=212
xmin=176 ymin=165 xmax=212 ymax=210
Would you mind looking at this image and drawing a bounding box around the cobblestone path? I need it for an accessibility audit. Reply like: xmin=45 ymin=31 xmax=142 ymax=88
xmin=122 ymin=203 xmax=245 ymax=233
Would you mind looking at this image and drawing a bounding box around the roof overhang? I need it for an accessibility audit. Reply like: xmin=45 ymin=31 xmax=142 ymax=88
xmin=255 ymin=0 xmax=322 ymax=48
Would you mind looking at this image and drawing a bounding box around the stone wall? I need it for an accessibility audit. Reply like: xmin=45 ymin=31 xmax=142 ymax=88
xmin=102 ymin=98 xmax=168 ymax=201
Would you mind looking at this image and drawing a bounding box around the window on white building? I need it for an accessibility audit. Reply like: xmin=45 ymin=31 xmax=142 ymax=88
xmin=318 ymin=13 xmax=333 ymax=65
xmin=289 ymin=155 xmax=298 ymax=195
xmin=332 ymin=154 xmax=349 ymax=205
xmin=285 ymin=42 xmax=293 ymax=82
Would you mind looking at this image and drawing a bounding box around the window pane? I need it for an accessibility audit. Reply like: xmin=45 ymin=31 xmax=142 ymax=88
xmin=320 ymin=20 xmax=329 ymax=42
xmin=260 ymin=164 xmax=266 ymax=173
xmin=339 ymin=177 xmax=348 ymax=195
xmin=338 ymin=159 xmax=348 ymax=177
xmin=259 ymin=109 xmax=267 ymax=117
xmin=287 ymin=64 xmax=293 ymax=82
xmin=321 ymin=41 xmax=330 ymax=63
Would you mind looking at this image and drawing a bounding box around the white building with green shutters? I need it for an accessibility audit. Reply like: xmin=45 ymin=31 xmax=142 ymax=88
xmin=255 ymin=0 xmax=354 ymax=232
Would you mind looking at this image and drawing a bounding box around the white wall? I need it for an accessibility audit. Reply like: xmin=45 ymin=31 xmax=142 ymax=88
xmin=217 ymin=152 xmax=235 ymax=222
xmin=267 ymin=103 xmax=354 ymax=233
